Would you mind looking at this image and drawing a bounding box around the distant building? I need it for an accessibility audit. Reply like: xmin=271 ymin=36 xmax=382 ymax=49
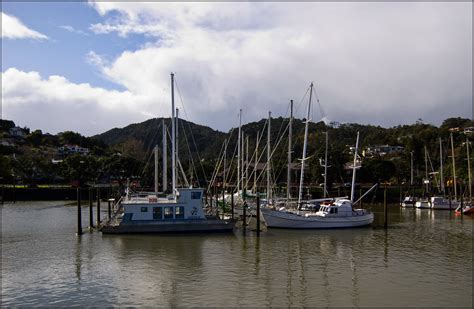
xmin=58 ymin=144 xmax=89 ymax=155
xmin=8 ymin=127 xmax=26 ymax=138
xmin=364 ymin=145 xmax=404 ymax=157
xmin=0 ymin=138 xmax=15 ymax=147
xmin=463 ymin=127 xmax=474 ymax=135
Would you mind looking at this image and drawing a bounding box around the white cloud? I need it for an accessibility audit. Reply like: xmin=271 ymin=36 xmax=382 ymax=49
xmin=59 ymin=25 xmax=88 ymax=36
xmin=2 ymin=3 xmax=472 ymax=136
xmin=1 ymin=68 xmax=158 ymax=135
xmin=1 ymin=12 xmax=48 ymax=40
xmin=87 ymin=2 xmax=472 ymax=129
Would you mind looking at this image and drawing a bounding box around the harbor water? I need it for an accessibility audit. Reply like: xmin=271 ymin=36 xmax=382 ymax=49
xmin=1 ymin=201 xmax=472 ymax=307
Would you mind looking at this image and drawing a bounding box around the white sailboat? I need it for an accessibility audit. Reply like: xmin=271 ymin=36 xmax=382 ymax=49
xmin=261 ymin=83 xmax=374 ymax=229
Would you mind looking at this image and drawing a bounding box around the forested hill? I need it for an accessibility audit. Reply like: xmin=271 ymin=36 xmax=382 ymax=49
xmin=94 ymin=116 xmax=473 ymax=186
xmin=94 ymin=117 xmax=228 ymax=163
xmin=1 ymin=116 xmax=472 ymax=187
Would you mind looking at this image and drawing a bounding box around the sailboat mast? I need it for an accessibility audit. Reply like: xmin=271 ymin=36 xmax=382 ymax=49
xmin=223 ymin=138 xmax=227 ymax=196
xmin=324 ymin=131 xmax=328 ymax=198
xmin=162 ymin=119 xmax=167 ymax=192
xmin=176 ymin=108 xmax=179 ymax=187
xmin=350 ymin=132 xmax=360 ymax=203
xmin=467 ymin=137 xmax=472 ymax=202
xmin=424 ymin=146 xmax=429 ymax=193
xmin=439 ymin=138 xmax=444 ymax=195
xmin=254 ymin=132 xmax=259 ymax=193
xmin=410 ymin=151 xmax=413 ymax=186
xmin=154 ymin=145 xmax=159 ymax=193
xmin=171 ymin=73 xmax=176 ymax=197
xmin=298 ymin=83 xmax=313 ymax=207
xmin=241 ymin=131 xmax=245 ymax=196
xmin=267 ymin=111 xmax=272 ymax=204
xmin=450 ymin=133 xmax=457 ymax=200
xmin=237 ymin=109 xmax=241 ymax=195
xmin=287 ymin=100 xmax=293 ymax=201
xmin=245 ymin=135 xmax=249 ymax=193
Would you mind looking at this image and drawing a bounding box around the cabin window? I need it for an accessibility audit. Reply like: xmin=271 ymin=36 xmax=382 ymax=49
xmin=191 ymin=191 xmax=202 ymax=200
xmin=164 ymin=206 xmax=174 ymax=219
xmin=330 ymin=208 xmax=338 ymax=214
xmin=153 ymin=207 xmax=162 ymax=220
xmin=141 ymin=207 xmax=148 ymax=212
xmin=175 ymin=206 xmax=185 ymax=219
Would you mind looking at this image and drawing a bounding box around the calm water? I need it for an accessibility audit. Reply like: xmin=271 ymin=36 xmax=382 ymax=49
xmin=1 ymin=201 xmax=472 ymax=307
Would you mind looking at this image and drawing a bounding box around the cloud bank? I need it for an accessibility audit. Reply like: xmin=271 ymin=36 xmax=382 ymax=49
xmin=2 ymin=3 xmax=472 ymax=135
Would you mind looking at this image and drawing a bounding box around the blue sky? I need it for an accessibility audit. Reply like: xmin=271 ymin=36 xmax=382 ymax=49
xmin=2 ymin=1 xmax=144 ymax=90
xmin=1 ymin=2 xmax=472 ymax=136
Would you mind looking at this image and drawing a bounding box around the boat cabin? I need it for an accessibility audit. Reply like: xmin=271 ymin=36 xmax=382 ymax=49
xmin=122 ymin=188 xmax=206 ymax=221
xmin=316 ymin=199 xmax=354 ymax=217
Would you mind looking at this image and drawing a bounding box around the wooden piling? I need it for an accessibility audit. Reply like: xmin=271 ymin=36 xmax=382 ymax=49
xmin=96 ymin=188 xmax=101 ymax=227
xmin=242 ymin=201 xmax=247 ymax=235
xmin=108 ymin=199 xmax=112 ymax=219
xmin=88 ymin=187 xmax=93 ymax=229
xmin=231 ymin=192 xmax=234 ymax=220
xmin=384 ymin=186 xmax=388 ymax=229
xmin=449 ymin=189 xmax=452 ymax=211
xmin=222 ymin=186 xmax=225 ymax=219
xmin=210 ymin=192 xmax=213 ymax=214
xmin=77 ymin=188 xmax=83 ymax=236
xmin=256 ymin=195 xmax=261 ymax=237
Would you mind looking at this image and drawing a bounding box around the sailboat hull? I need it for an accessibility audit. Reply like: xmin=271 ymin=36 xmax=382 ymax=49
xmin=261 ymin=208 xmax=373 ymax=229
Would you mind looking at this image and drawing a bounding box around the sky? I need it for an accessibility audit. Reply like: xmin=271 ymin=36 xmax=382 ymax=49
xmin=1 ymin=1 xmax=472 ymax=136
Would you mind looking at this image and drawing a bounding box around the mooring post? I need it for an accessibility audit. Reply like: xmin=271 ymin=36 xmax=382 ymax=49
xmin=449 ymin=189 xmax=452 ymax=211
xmin=222 ymin=186 xmax=225 ymax=219
xmin=231 ymin=191 xmax=234 ymax=220
xmin=77 ymin=187 xmax=83 ymax=236
xmin=210 ymin=191 xmax=213 ymax=214
xmin=384 ymin=186 xmax=388 ymax=229
xmin=242 ymin=201 xmax=247 ymax=235
xmin=256 ymin=195 xmax=261 ymax=237
xmin=88 ymin=187 xmax=93 ymax=229
xmin=108 ymin=199 xmax=112 ymax=219
xmin=96 ymin=187 xmax=101 ymax=227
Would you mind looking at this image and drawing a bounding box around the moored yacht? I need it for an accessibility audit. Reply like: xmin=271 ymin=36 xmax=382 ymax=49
xmin=101 ymin=73 xmax=235 ymax=234
xmin=415 ymin=199 xmax=431 ymax=209
xmin=401 ymin=196 xmax=416 ymax=208
xmin=101 ymin=188 xmax=235 ymax=234
xmin=430 ymin=196 xmax=459 ymax=210
xmin=261 ymin=198 xmax=373 ymax=229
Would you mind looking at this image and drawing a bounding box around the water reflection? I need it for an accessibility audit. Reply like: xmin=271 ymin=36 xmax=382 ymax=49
xmin=1 ymin=202 xmax=472 ymax=307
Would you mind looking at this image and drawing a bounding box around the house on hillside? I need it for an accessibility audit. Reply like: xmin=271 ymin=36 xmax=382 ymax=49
xmin=58 ymin=144 xmax=89 ymax=155
xmin=364 ymin=145 xmax=404 ymax=157
xmin=8 ymin=127 xmax=26 ymax=138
